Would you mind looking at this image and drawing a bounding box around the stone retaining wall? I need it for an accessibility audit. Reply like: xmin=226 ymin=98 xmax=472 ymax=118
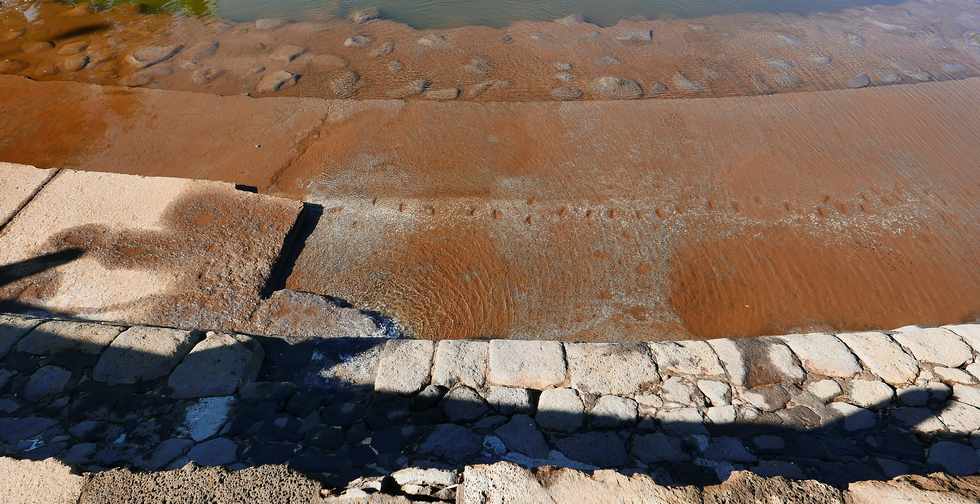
xmin=1 ymin=312 xmax=979 ymax=500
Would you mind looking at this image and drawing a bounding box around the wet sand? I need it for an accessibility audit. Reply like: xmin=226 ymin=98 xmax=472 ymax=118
xmin=0 ymin=0 xmax=978 ymax=101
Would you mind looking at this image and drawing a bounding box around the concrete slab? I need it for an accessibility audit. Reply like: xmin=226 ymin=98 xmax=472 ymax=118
xmin=0 ymin=76 xmax=331 ymax=190
xmin=0 ymin=168 xmax=301 ymax=331
xmin=283 ymin=79 xmax=980 ymax=341
xmin=0 ymin=162 xmax=56 ymax=228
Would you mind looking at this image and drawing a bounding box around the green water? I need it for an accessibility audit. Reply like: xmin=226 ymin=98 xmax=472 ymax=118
xmin=99 ymin=0 xmax=901 ymax=28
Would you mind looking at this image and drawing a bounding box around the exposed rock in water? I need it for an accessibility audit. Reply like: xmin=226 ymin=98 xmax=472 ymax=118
xmin=555 ymin=13 xmax=585 ymax=26
xmin=387 ymin=60 xmax=403 ymax=73
xmin=847 ymin=73 xmax=871 ymax=88
xmin=671 ymin=72 xmax=705 ymax=92
xmin=343 ymin=35 xmax=370 ymax=48
xmin=128 ymin=45 xmax=182 ymax=69
xmin=191 ymin=67 xmax=223 ymax=85
xmin=467 ymin=79 xmax=510 ymax=98
xmin=809 ymin=54 xmax=832 ymax=65
xmin=59 ymin=54 xmax=89 ymax=72
xmin=349 ymin=7 xmax=379 ymax=24
xmin=589 ymin=76 xmax=643 ymax=99
xmin=370 ymin=40 xmax=394 ymax=58
xmin=551 ymin=86 xmax=583 ymax=101
xmin=270 ymin=45 xmax=306 ymax=63
xmin=256 ymin=70 xmax=298 ymax=93
xmin=386 ymin=79 xmax=429 ymax=99
xmin=424 ymin=88 xmax=460 ymax=100
xmin=647 ymin=81 xmax=667 ymax=97
xmin=56 ymin=41 xmax=87 ymax=56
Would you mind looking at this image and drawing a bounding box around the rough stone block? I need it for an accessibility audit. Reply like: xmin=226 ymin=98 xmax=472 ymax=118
xmin=167 ymin=332 xmax=263 ymax=398
xmin=374 ymin=339 xmax=434 ymax=395
xmin=779 ymin=333 xmax=861 ymax=378
xmin=944 ymin=324 xmax=980 ymax=353
xmin=536 ymin=388 xmax=584 ymax=432
xmin=432 ymin=340 xmax=487 ymax=389
xmin=837 ymin=332 xmax=918 ymax=385
xmin=23 ymin=365 xmax=71 ymax=402
xmin=181 ymin=396 xmax=236 ymax=441
xmin=846 ymin=380 xmax=894 ymax=408
xmin=707 ymin=338 xmax=804 ymax=387
xmin=892 ymin=327 xmax=973 ymax=368
xmin=485 ymin=386 xmax=534 ymax=415
xmin=0 ymin=314 xmax=43 ymax=359
xmin=566 ymin=342 xmax=659 ymax=395
xmin=0 ymin=457 xmax=84 ymax=504
xmin=94 ymin=326 xmax=202 ymax=384
xmin=495 ymin=414 xmax=550 ymax=458
xmin=589 ymin=395 xmax=638 ymax=428
xmin=937 ymin=401 xmax=980 ymax=434
xmin=16 ymin=320 xmax=122 ymax=356
xmin=488 ymin=340 xmax=566 ymax=390
xmin=649 ymin=340 xmax=725 ymax=376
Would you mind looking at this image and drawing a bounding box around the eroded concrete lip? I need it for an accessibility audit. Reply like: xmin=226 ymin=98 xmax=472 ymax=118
xmin=0 ymin=166 xmax=302 ymax=331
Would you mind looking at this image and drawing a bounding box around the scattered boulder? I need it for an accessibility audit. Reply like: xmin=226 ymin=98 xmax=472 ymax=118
xmin=256 ymin=70 xmax=297 ymax=93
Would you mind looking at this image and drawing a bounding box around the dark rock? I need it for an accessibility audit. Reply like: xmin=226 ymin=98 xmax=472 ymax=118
xmin=68 ymin=420 xmax=103 ymax=441
xmin=928 ymin=441 xmax=980 ymax=475
xmin=441 ymin=386 xmax=488 ymax=421
xmin=185 ymin=437 xmax=238 ymax=466
xmin=306 ymin=425 xmax=345 ymax=450
xmin=494 ymin=415 xmax=550 ymax=458
xmin=240 ymin=381 xmax=297 ymax=404
xmin=245 ymin=441 xmax=298 ymax=465
xmin=23 ymin=365 xmax=71 ymax=401
xmin=0 ymin=417 xmax=59 ymax=444
xmin=63 ymin=442 xmax=97 ymax=465
xmin=631 ymin=432 xmax=689 ymax=463
xmin=142 ymin=438 xmax=194 ymax=470
xmin=418 ymin=424 xmax=481 ymax=463
xmin=555 ymin=431 xmax=628 ymax=466
xmin=704 ymin=436 xmax=757 ymax=463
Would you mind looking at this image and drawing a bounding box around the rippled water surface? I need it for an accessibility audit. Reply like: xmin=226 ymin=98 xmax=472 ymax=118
xmin=100 ymin=0 xmax=902 ymax=27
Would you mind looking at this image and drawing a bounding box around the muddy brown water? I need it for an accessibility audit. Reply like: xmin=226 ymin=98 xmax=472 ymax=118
xmin=0 ymin=0 xmax=978 ymax=341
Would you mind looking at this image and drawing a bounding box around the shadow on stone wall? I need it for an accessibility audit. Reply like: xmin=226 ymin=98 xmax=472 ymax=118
xmin=1 ymin=318 xmax=978 ymax=494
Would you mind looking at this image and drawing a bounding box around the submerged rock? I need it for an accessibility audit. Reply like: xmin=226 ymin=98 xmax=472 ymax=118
xmin=256 ymin=70 xmax=297 ymax=93
xmin=424 ymin=87 xmax=460 ymax=100
xmin=589 ymin=76 xmax=642 ymax=99
xmin=847 ymin=73 xmax=871 ymax=88
xmin=349 ymin=7 xmax=379 ymax=24
xmin=551 ymin=86 xmax=583 ymax=101
xmin=127 ymin=45 xmax=182 ymax=69
xmin=386 ymin=79 xmax=429 ymax=98
xmin=671 ymin=72 xmax=705 ymax=92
